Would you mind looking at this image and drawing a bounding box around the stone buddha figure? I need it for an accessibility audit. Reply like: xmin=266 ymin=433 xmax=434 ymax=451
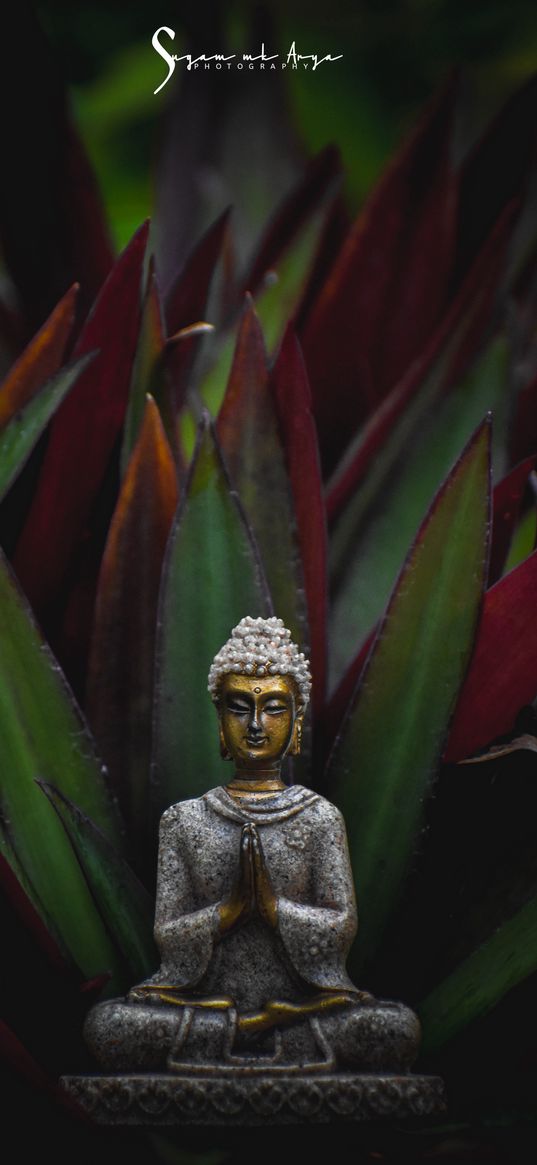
xmin=84 ymin=616 xmax=420 ymax=1077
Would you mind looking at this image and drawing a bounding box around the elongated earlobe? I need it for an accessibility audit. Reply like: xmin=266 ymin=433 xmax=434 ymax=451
xmin=218 ymin=723 xmax=232 ymax=761
xmin=289 ymin=717 xmax=303 ymax=756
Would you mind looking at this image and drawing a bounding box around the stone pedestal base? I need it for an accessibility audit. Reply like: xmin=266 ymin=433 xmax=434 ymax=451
xmin=61 ymin=1072 xmax=446 ymax=1125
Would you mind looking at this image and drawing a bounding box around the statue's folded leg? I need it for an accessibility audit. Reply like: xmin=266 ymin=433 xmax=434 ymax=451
xmin=83 ymin=1001 xmax=186 ymax=1072
xmin=84 ymin=999 xmax=238 ymax=1072
xmin=319 ymin=1001 xmax=421 ymax=1071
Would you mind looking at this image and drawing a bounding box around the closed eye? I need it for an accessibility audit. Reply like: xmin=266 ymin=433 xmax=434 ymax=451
xmin=226 ymin=700 xmax=251 ymax=714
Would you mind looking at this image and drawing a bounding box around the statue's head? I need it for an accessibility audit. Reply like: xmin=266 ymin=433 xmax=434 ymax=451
xmin=208 ymin=616 xmax=311 ymax=769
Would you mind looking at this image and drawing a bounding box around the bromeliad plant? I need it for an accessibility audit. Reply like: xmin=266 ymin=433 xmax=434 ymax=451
xmin=1 ymin=56 xmax=537 ymax=1161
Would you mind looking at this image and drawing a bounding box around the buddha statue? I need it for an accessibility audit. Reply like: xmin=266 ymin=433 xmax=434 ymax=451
xmin=84 ymin=616 xmax=420 ymax=1076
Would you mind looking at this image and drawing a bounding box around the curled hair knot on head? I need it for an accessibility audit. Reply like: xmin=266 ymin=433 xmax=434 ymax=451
xmin=207 ymin=616 xmax=312 ymax=708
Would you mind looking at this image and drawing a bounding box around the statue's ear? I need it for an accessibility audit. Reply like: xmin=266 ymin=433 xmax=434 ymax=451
xmin=218 ymin=721 xmax=232 ymax=761
xmin=289 ymin=710 xmax=304 ymax=756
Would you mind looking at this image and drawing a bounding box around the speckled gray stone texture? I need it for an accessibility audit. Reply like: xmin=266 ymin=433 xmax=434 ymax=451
xmin=83 ymin=785 xmax=422 ymax=1075
xmin=61 ymin=1072 xmax=447 ymax=1125
xmin=77 ymin=782 xmax=444 ymax=1127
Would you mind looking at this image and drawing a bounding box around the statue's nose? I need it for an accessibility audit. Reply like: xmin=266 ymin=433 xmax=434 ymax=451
xmin=248 ymin=709 xmax=263 ymax=735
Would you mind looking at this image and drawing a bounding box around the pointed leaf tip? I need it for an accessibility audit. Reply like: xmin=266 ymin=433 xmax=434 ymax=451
xmin=328 ymin=420 xmax=490 ymax=968
xmin=153 ymin=413 xmax=272 ymax=814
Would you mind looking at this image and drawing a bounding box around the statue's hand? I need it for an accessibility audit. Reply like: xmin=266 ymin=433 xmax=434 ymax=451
xmin=218 ymin=823 xmax=255 ymax=935
xmin=251 ymin=825 xmax=278 ymax=929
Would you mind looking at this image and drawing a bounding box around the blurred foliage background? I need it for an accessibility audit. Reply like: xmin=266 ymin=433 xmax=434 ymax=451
xmin=35 ymin=0 xmax=537 ymax=249
xmin=1 ymin=3 xmax=537 ymax=1163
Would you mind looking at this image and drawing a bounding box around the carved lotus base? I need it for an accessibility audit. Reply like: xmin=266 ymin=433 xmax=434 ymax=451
xmin=61 ymin=1071 xmax=447 ymax=1125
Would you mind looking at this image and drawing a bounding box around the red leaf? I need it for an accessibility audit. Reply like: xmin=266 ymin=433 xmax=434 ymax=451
xmin=300 ymin=80 xmax=458 ymax=473
xmin=241 ymin=146 xmax=342 ymax=297
xmin=294 ymin=193 xmax=351 ymax=334
xmin=165 ymin=208 xmax=231 ymax=333
xmin=327 ymin=204 xmax=515 ymax=524
xmin=0 ymin=1020 xmax=89 ymax=1121
xmin=0 ymin=1020 xmax=59 ymax=1095
xmin=14 ymin=223 xmax=149 ymax=614
xmin=510 ymin=367 xmax=537 ymax=465
xmin=445 ymin=549 xmax=537 ymax=761
xmin=164 ymin=209 xmax=231 ymax=414
xmin=489 ymin=456 xmax=536 ymax=584
xmin=271 ymin=327 xmax=328 ymax=714
xmin=0 ymin=285 xmax=78 ymax=431
xmin=0 ymin=854 xmax=68 ymax=973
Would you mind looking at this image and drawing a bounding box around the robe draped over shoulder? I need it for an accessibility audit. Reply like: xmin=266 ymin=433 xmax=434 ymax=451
xmin=149 ymin=784 xmax=358 ymax=1004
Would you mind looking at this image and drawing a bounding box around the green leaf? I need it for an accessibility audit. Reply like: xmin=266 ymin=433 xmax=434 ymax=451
xmin=419 ymin=895 xmax=537 ymax=1053
xmin=0 ymin=353 xmax=94 ymax=503
xmin=87 ymin=396 xmax=178 ymax=874
xmin=329 ymin=336 xmax=509 ymax=688
xmin=0 ymin=546 xmax=123 ymax=979
xmin=38 ymin=781 xmax=157 ymax=984
xmin=120 ymin=260 xmax=166 ymax=476
xmin=327 ymin=420 xmax=491 ymax=971
xmin=152 ymin=414 xmax=272 ymax=817
xmin=217 ymin=302 xmax=309 ymax=660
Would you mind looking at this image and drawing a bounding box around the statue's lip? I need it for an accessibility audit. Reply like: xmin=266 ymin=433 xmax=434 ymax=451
xmin=244 ymin=735 xmax=268 ymax=746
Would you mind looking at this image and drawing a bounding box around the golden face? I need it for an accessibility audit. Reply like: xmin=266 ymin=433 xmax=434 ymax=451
xmin=218 ymin=673 xmax=302 ymax=769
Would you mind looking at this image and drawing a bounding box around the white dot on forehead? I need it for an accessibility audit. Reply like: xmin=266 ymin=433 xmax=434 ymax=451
xmin=254 ymin=686 xmax=262 ymax=693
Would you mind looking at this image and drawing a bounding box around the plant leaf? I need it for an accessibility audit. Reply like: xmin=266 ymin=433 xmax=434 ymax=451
xmin=165 ymin=208 xmax=231 ymax=334
xmin=87 ymin=397 xmax=178 ymax=868
xmin=459 ymin=734 xmax=537 ymax=762
xmin=300 ymin=80 xmax=458 ymax=473
xmin=445 ymin=547 xmax=537 ymax=762
xmin=326 ymin=205 xmax=514 ymax=526
xmin=217 ymin=302 xmax=308 ymax=658
xmin=419 ymin=895 xmax=537 ymax=1054
xmin=38 ymin=782 xmax=156 ymax=984
xmin=0 ymin=542 xmax=125 ymax=980
xmin=0 ymin=285 xmax=78 ymax=430
xmin=0 ymin=354 xmax=94 ymax=505
xmin=120 ymin=259 xmax=166 ymax=475
xmin=489 ymin=456 xmax=536 ymax=584
xmin=13 ymin=222 xmax=149 ymax=614
xmin=326 ymin=420 xmax=491 ymax=971
xmin=0 ymin=851 xmax=68 ymax=973
xmin=270 ymin=326 xmax=327 ymax=716
xmin=164 ymin=209 xmax=231 ymax=422
xmin=329 ymin=336 xmax=508 ymax=688
xmin=510 ymin=367 xmax=537 ymax=466
xmin=152 ymin=414 xmax=272 ymax=818
xmin=241 ymin=145 xmax=341 ymax=298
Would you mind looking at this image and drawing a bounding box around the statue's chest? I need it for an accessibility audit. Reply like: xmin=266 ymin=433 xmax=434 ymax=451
xmin=181 ymin=811 xmax=315 ymax=899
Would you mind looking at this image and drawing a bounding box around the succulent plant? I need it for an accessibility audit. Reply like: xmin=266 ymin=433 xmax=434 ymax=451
xmin=1 ymin=13 xmax=537 ymax=1162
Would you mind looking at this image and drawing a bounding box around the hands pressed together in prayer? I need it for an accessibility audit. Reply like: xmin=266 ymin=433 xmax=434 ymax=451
xmin=219 ymin=823 xmax=277 ymax=934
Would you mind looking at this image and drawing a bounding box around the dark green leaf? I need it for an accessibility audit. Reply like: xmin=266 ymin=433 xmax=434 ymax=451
xmin=327 ymin=421 xmax=490 ymax=971
xmin=38 ymin=782 xmax=156 ymax=984
xmin=0 ymin=546 xmax=122 ymax=978
xmin=329 ymin=336 xmax=508 ymax=687
xmin=0 ymin=354 xmax=94 ymax=504
xmin=217 ymin=302 xmax=308 ymax=658
xmin=419 ymin=896 xmax=537 ymax=1053
xmin=152 ymin=414 xmax=272 ymax=817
